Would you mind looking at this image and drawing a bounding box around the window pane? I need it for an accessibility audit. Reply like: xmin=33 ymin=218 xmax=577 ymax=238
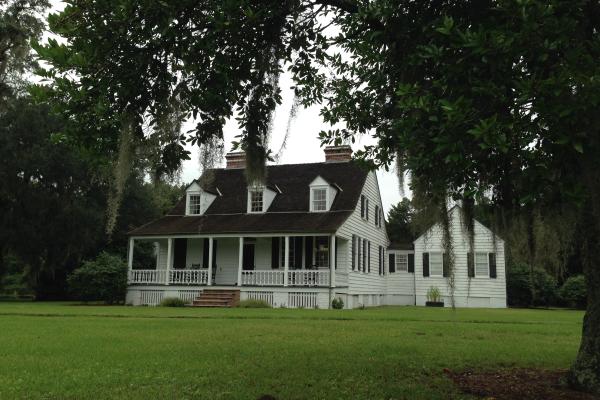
xmin=475 ymin=252 xmax=489 ymax=277
xmin=189 ymin=195 xmax=201 ymax=214
xmin=430 ymin=252 xmax=443 ymax=276
xmin=251 ymin=190 xmax=263 ymax=212
xmin=312 ymin=188 xmax=327 ymax=211
xmin=396 ymin=254 xmax=408 ymax=272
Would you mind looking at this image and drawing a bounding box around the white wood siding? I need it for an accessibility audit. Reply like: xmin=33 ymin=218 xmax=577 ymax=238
xmin=337 ymin=171 xmax=389 ymax=297
xmin=386 ymin=250 xmax=415 ymax=305
xmin=413 ymin=207 xmax=507 ymax=308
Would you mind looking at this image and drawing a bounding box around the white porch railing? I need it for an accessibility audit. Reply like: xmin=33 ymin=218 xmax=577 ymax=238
xmin=169 ymin=269 xmax=208 ymax=285
xmin=128 ymin=270 xmax=167 ymax=284
xmin=129 ymin=269 xmax=208 ymax=285
xmin=241 ymin=270 xmax=285 ymax=286
xmin=288 ymin=270 xmax=330 ymax=287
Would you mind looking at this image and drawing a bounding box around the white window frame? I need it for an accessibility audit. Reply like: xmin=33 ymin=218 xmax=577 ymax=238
xmin=311 ymin=187 xmax=328 ymax=212
xmin=395 ymin=254 xmax=408 ymax=272
xmin=248 ymin=188 xmax=264 ymax=213
xmin=475 ymin=252 xmax=490 ymax=278
xmin=429 ymin=252 xmax=443 ymax=277
xmin=187 ymin=193 xmax=202 ymax=215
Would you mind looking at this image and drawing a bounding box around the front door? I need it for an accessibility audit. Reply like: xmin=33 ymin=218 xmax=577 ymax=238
xmin=243 ymin=243 xmax=255 ymax=270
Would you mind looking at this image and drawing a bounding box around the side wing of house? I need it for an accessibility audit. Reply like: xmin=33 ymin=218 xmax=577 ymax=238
xmin=336 ymin=171 xmax=389 ymax=308
xmin=413 ymin=207 xmax=507 ymax=308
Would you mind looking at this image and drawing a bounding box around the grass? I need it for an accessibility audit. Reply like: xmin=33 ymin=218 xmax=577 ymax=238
xmin=0 ymin=302 xmax=583 ymax=399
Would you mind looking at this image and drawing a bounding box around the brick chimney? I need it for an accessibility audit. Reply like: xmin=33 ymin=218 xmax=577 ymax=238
xmin=225 ymin=151 xmax=246 ymax=169
xmin=324 ymin=145 xmax=353 ymax=163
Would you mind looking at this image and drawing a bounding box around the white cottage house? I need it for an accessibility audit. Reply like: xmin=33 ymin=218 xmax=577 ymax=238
xmin=126 ymin=146 xmax=506 ymax=308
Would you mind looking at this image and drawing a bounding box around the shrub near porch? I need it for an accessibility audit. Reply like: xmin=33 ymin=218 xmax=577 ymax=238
xmin=0 ymin=303 xmax=583 ymax=399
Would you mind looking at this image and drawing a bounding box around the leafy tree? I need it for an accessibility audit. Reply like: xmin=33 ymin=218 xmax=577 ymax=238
xmin=0 ymin=0 xmax=49 ymax=101
xmin=386 ymin=198 xmax=414 ymax=244
xmin=37 ymin=0 xmax=600 ymax=393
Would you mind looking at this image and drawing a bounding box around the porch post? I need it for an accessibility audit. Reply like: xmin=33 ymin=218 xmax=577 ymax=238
xmin=237 ymin=237 xmax=243 ymax=286
xmin=207 ymin=237 xmax=213 ymax=286
xmin=166 ymin=238 xmax=173 ymax=285
xmin=284 ymin=236 xmax=290 ymax=287
xmin=127 ymin=238 xmax=134 ymax=283
xmin=330 ymin=234 xmax=336 ymax=288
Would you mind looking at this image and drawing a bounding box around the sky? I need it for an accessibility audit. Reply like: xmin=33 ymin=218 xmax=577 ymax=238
xmin=45 ymin=1 xmax=403 ymax=214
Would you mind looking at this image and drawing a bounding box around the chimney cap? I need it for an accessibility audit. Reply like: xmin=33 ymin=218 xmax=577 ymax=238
xmin=324 ymin=145 xmax=353 ymax=163
xmin=225 ymin=151 xmax=246 ymax=169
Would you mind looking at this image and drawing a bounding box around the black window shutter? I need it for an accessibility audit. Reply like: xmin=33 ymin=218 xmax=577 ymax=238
xmin=389 ymin=253 xmax=396 ymax=273
xmin=489 ymin=253 xmax=497 ymax=278
xmin=212 ymin=240 xmax=218 ymax=268
xmin=408 ymin=253 xmax=415 ymax=273
xmin=378 ymin=246 xmax=382 ymax=275
xmin=442 ymin=253 xmax=449 ymax=277
xmin=351 ymin=235 xmax=356 ymax=270
xmin=271 ymin=237 xmax=280 ymax=269
xmin=375 ymin=205 xmax=379 ymax=226
xmin=467 ymin=252 xmax=475 ymax=278
xmin=294 ymin=237 xmax=303 ymax=269
xmin=367 ymin=241 xmax=371 ymax=273
xmin=360 ymin=196 xmax=365 ymax=218
xmin=202 ymin=238 xmax=209 ymax=268
xmin=305 ymin=236 xmax=313 ymax=268
xmin=423 ymin=252 xmax=430 ymax=277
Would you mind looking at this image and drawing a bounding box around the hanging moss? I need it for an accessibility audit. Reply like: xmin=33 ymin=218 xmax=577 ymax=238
xmin=105 ymin=114 xmax=133 ymax=237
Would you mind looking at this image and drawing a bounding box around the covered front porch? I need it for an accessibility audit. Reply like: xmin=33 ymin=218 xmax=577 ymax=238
xmin=127 ymin=234 xmax=346 ymax=288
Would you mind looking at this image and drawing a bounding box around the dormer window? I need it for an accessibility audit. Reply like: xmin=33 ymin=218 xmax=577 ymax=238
xmin=189 ymin=194 xmax=202 ymax=215
xmin=250 ymin=190 xmax=263 ymax=212
xmin=309 ymin=176 xmax=337 ymax=212
xmin=312 ymin=188 xmax=327 ymax=211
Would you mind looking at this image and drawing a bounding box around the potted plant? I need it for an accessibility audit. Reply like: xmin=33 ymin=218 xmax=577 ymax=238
xmin=426 ymin=286 xmax=444 ymax=307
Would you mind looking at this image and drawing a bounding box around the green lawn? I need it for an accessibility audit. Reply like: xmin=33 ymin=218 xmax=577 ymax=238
xmin=0 ymin=303 xmax=583 ymax=399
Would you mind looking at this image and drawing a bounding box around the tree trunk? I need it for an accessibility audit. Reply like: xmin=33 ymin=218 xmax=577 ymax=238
xmin=568 ymin=166 xmax=600 ymax=394
xmin=568 ymin=227 xmax=600 ymax=393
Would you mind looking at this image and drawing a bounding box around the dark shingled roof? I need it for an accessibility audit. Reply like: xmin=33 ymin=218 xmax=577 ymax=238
xmin=388 ymin=241 xmax=414 ymax=251
xmin=129 ymin=161 xmax=369 ymax=236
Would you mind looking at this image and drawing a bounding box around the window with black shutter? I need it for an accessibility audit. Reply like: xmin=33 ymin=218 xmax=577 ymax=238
xmin=389 ymin=253 xmax=396 ymax=273
xmin=489 ymin=253 xmax=497 ymax=278
xmin=360 ymin=195 xmax=365 ymax=218
xmin=423 ymin=253 xmax=430 ymax=277
xmin=467 ymin=252 xmax=474 ymax=277
xmin=408 ymin=253 xmax=414 ymax=273
xmin=351 ymin=235 xmax=356 ymax=271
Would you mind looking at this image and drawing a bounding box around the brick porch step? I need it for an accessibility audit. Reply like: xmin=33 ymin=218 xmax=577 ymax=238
xmin=191 ymin=289 xmax=240 ymax=308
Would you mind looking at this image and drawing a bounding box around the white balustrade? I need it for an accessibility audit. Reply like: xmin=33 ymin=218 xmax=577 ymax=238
xmin=129 ymin=269 xmax=208 ymax=285
xmin=128 ymin=269 xmax=167 ymax=284
xmin=169 ymin=269 xmax=208 ymax=285
xmin=288 ymin=270 xmax=330 ymax=287
xmin=241 ymin=270 xmax=285 ymax=286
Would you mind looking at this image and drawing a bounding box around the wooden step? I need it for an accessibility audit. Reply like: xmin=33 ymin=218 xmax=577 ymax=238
xmin=190 ymin=289 xmax=240 ymax=308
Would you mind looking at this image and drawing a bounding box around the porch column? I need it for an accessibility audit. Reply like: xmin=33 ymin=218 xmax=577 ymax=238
xmin=237 ymin=237 xmax=243 ymax=286
xmin=127 ymin=238 xmax=134 ymax=283
xmin=330 ymin=234 xmax=336 ymax=288
xmin=207 ymin=237 xmax=213 ymax=286
xmin=166 ymin=238 xmax=173 ymax=285
xmin=284 ymin=236 xmax=290 ymax=287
